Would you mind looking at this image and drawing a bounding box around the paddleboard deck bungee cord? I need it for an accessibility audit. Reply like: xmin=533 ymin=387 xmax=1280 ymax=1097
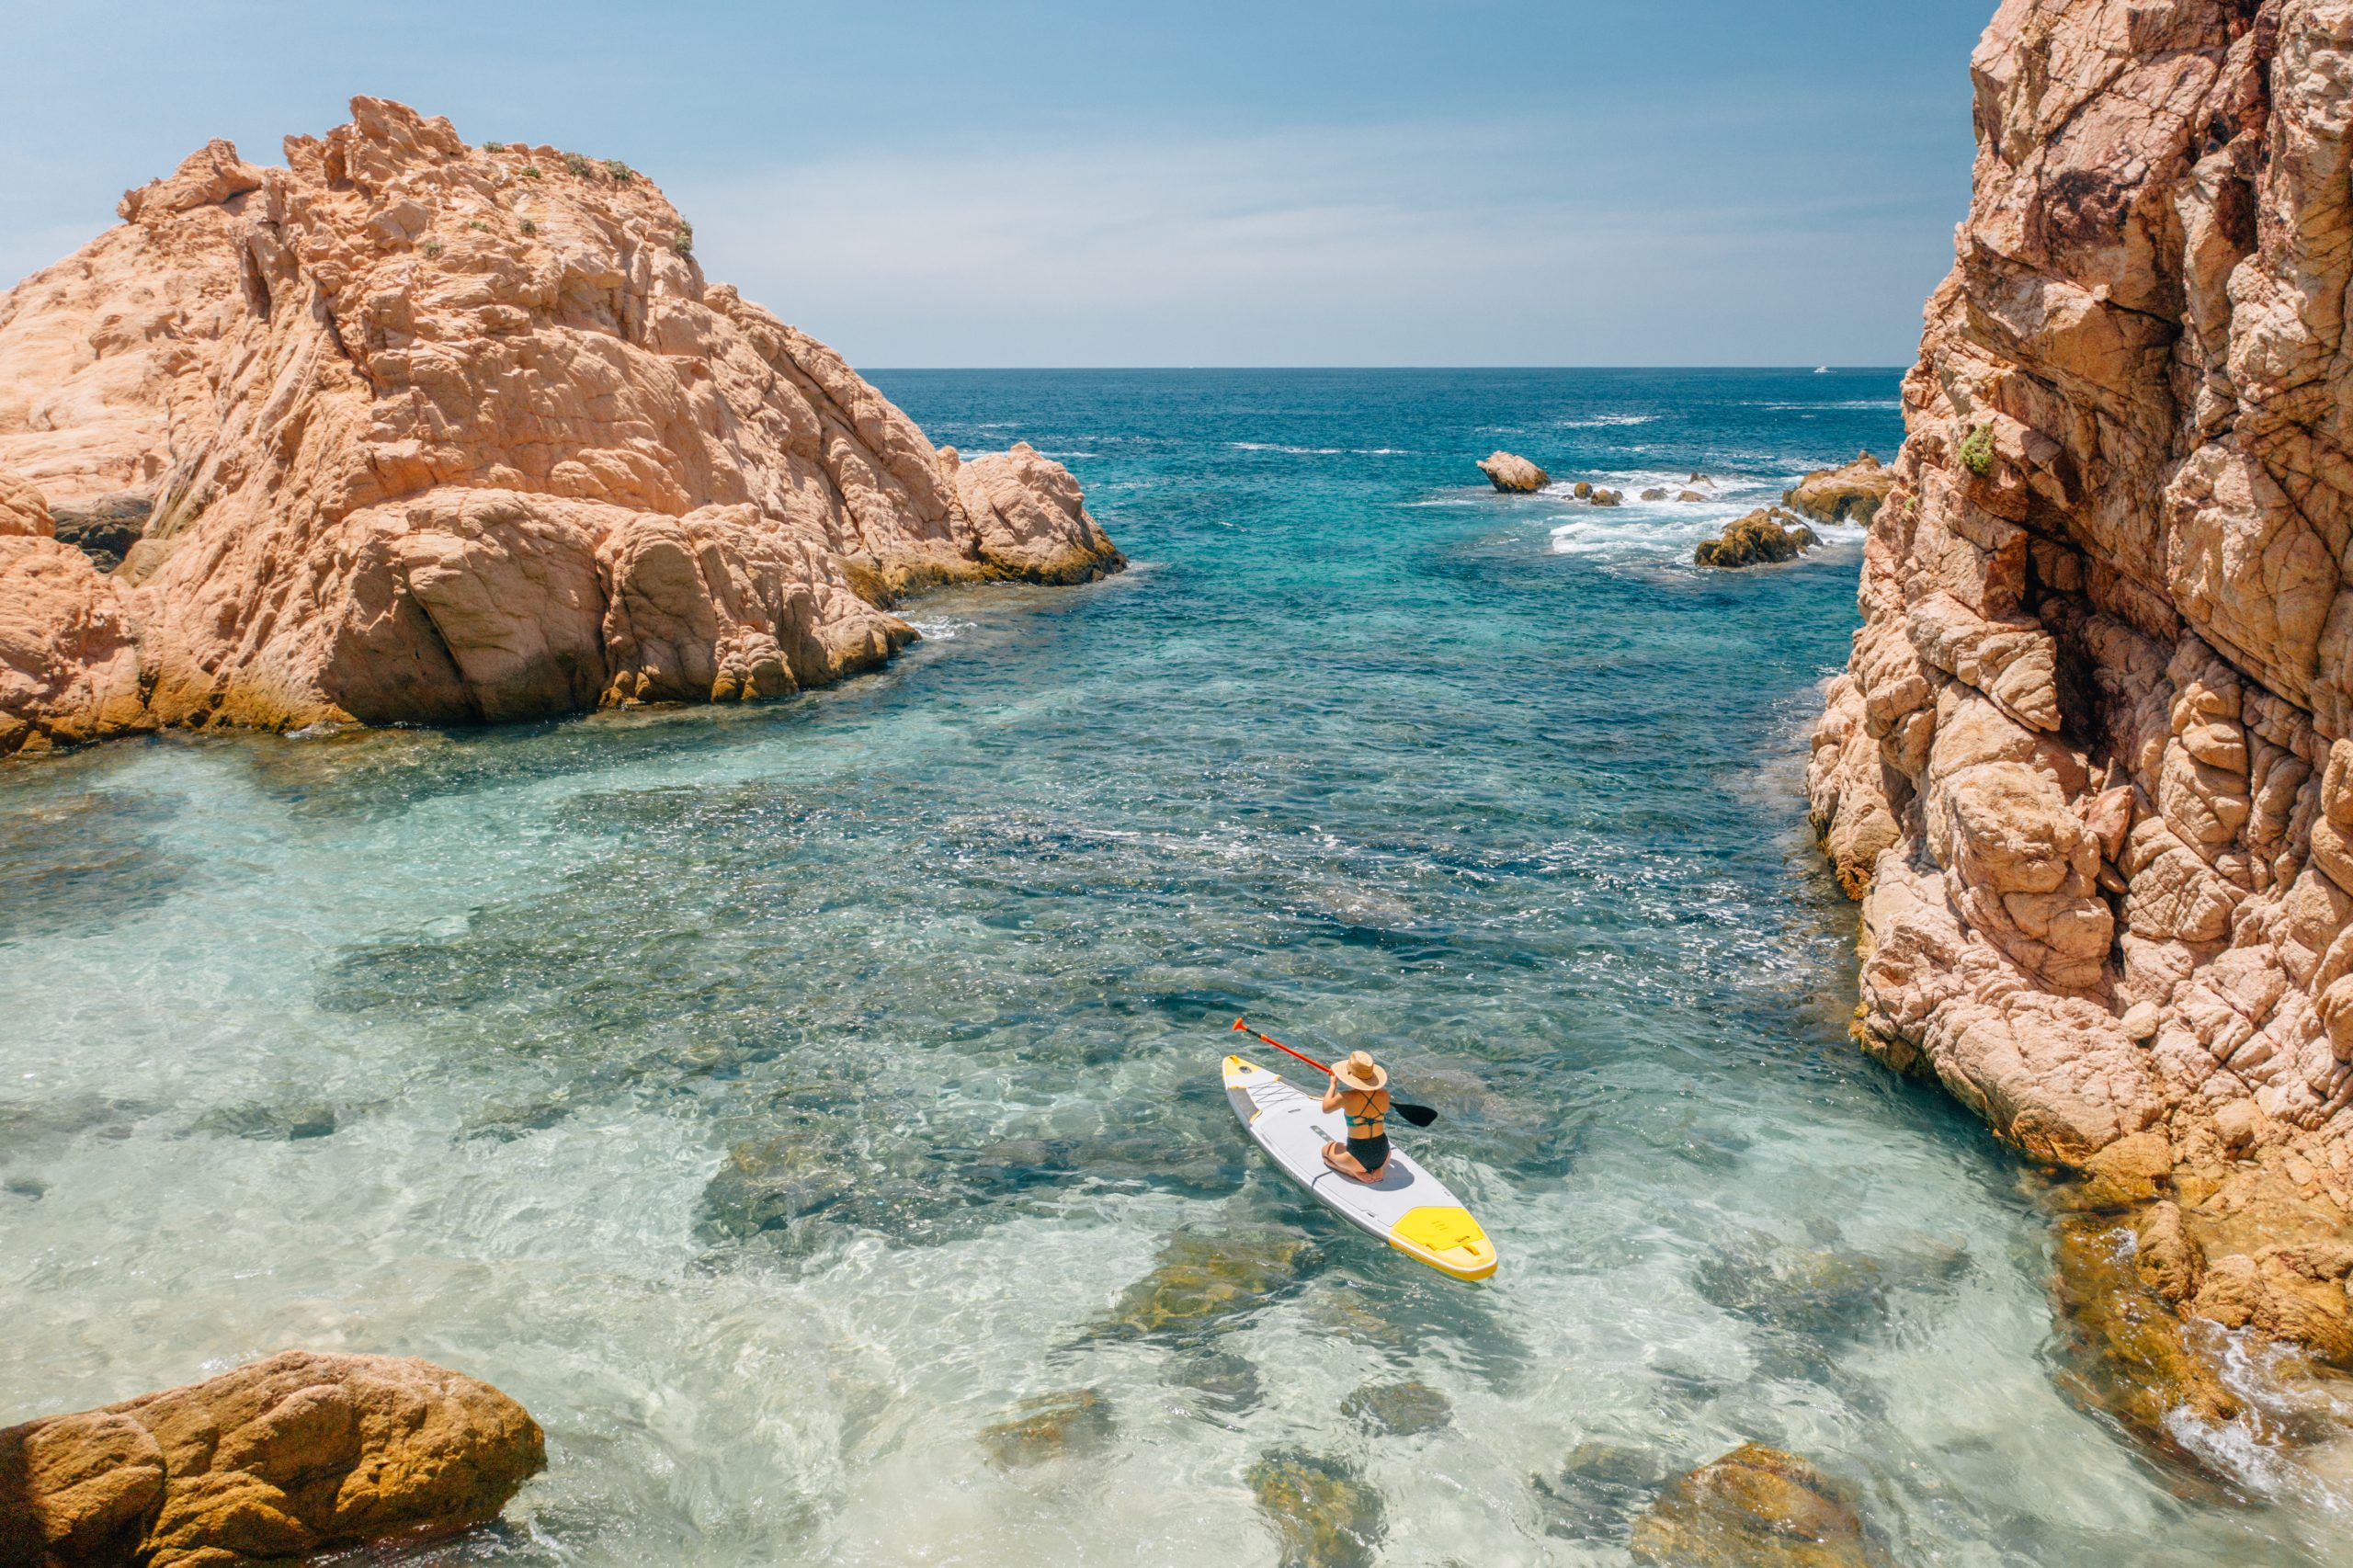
xmin=1222 ymin=1054 xmax=1497 ymax=1281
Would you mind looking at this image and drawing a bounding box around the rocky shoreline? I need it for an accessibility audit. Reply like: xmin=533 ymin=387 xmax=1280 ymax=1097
xmin=0 ymin=99 xmax=1121 ymax=760
xmin=1807 ymin=0 xmax=2353 ymax=1470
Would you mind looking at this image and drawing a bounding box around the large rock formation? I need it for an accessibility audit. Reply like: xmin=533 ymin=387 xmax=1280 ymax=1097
xmin=0 ymin=100 xmax=1121 ymax=757
xmin=1808 ymin=0 xmax=2353 ymax=1404
xmin=0 ymin=1351 xmax=542 ymax=1566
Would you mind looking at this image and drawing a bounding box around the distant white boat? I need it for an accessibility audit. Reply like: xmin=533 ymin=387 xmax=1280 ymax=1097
xmin=1813 ymin=365 xmax=1830 ymax=374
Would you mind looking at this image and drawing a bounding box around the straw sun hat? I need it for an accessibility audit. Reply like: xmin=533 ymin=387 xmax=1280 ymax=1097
xmin=1332 ymin=1051 xmax=1388 ymax=1093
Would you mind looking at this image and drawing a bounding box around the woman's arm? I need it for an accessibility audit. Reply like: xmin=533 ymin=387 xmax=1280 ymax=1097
xmin=1321 ymin=1079 xmax=1343 ymax=1112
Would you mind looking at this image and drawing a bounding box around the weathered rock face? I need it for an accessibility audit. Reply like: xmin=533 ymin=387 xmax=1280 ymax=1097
xmin=1477 ymin=450 xmax=1548 ymax=493
xmin=1785 ymin=452 xmax=1896 ymax=528
xmin=1695 ymin=507 xmax=1822 ymax=569
xmin=1807 ymin=0 xmax=2353 ymax=1406
xmin=0 ymin=99 xmax=1121 ymax=757
xmin=0 ymin=1350 xmax=543 ymax=1567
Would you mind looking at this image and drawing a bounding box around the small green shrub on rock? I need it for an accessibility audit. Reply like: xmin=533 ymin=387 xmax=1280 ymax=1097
xmin=1958 ymin=423 xmax=1995 ymax=478
xmin=674 ymin=223 xmax=695 ymax=259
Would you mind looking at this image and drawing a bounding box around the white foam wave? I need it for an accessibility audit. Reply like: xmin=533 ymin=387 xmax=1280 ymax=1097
xmin=1229 ymin=441 xmax=1344 ymax=455
xmin=1543 ymin=480 xmax=1866 ymax=564
xmin=1552 ymin=413 xmax=1658 ymax=429
xmin=906 ymin=617 xmax=977 ymax=642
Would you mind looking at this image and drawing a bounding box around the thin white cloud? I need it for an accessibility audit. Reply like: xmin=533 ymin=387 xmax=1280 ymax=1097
xmin=676 ymin=125 xmax=1946 ymax=367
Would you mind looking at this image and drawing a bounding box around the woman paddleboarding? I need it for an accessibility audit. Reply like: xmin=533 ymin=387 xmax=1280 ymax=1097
xmin=1320 ymin=1051 xmax=1392 ymax=1184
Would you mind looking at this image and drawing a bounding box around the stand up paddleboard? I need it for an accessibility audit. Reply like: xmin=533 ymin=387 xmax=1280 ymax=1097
xmin=1222 ymin=1054 xmax=1496 ymax=1281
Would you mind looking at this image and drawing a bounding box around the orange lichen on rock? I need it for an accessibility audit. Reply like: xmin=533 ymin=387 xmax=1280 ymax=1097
xmin=0 ymin=98 xmax=1121 ymax=756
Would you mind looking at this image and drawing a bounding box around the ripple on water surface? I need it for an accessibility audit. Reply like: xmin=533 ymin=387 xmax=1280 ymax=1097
xmin=2 ymin=370 xmax=2345 ymax=1565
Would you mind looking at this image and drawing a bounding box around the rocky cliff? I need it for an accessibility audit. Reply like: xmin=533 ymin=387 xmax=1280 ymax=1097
xmin=0 ymin=99 xmax=1120 ymax=757
xmin=1809 ymin=0 xmax=2353 ymax=1406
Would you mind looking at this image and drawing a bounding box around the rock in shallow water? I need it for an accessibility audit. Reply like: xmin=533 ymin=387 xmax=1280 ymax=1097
xmin=1534 ymin=1440 xmax=1677 ymax=1540
xmin=976 ymin=1388 xmax=1115 ymax=1466
xmin=1627 ymin=1444 xmax=1893 ymax=1568
xmin=1249 ymin=1449 xmax=1385 ymax=1568
xmin=0 ymin=1350 xmax=542 ymax=1568
xmin=1338 ymin=1379 xmax=1451 ymax=1437
xmin=1089 ymin=1223 xmax=1319 ymax=1342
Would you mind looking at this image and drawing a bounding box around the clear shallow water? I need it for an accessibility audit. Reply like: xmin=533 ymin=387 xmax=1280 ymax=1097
xmin=0 ymin=369 xmax=2341 ymax=1564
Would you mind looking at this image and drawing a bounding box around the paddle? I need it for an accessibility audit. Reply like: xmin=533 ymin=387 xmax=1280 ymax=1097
xmin=1229 ymin=1018 xmax=1439 ymax=1128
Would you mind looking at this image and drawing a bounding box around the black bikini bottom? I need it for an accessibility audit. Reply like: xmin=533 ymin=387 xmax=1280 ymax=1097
xmin=1347 ymin=1134 xmax=1389 ymax=1172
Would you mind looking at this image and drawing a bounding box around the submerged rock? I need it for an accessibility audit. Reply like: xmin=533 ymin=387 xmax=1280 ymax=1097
xmin=977 ymin=1388 xmax=1115 ymax=1466
xmin=1627 ymin=1444 xmax=1892 ymax=1568
xmin=1783 ymin=451 xmax=1893 ymax=527
xmin=192 ymin=1099 xmax=338 ymax=1141
xmin=1477 ymin=451 xmax=1549 ymax=493
xmin=1091 ymin=1223 xmax=1318 ymax=1341
xmin=1534 ymin=1440 xmax=1677 ymax=1540
xmin=1248 ymin=1449 xmax=1385 ymax=1568
xmin=1642 ymin=487 xmax=1669 ymax=501
xmin=1693 ymin=507 xmax=1819 ymax=568
xmin=0 ymin=1350 xmax=543 ymax=1568
xmin=1338 ymin=1379 xmax=1451 ymax=1437
xmin=1168 ymin=1348 xmax=1264 ymax=1415
xmin=1692 ymin=1244 xmax=1889 ymax=1339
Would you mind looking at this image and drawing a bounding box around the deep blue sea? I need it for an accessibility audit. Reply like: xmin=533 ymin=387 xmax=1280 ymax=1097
xmin=2 ymin=370 xmax=2341 ymax=1564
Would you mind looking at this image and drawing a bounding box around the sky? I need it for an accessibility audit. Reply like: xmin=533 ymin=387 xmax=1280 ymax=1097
xmin=1 ymin=0 xmax=1996 ymax=367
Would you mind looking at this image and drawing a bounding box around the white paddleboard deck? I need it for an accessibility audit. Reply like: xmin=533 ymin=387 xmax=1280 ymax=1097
xmin=1222 ymin=1054 xmax=1496 ymax=1281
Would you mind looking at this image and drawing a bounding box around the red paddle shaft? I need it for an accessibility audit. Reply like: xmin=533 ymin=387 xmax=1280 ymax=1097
xmin=1232 ymin=1017 xmax=1332 ymax=1074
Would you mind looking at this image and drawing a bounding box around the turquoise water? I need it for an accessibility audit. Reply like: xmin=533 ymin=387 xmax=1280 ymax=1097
xmin=1 ymin=369 xmax=2341 ymax=1564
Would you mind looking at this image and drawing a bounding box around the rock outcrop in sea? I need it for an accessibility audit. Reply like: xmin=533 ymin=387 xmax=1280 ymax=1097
xmin=1808 ymin=0 xmax=2353 ymax=1435
xmin=1 ymin=1351 xmax=542 ymax=1566
xmin=1478 ymin=451 xmax=1549 ymax=493
xmin=1695 ymin=507 xmax=1820 ymax=569
xmin=0 ymin=99 xmax=1122 ymax=758
xmin=1785 ymin=452 xmax=1895 ymax=528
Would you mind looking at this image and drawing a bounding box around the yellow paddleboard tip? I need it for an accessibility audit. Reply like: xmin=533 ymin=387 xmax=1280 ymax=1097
xmin=1389 ymin=1204 xmax=1498 ymax=1281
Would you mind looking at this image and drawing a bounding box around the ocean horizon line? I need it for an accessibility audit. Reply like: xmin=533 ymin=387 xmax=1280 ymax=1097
xmin=860 ymin=363 xmax=1909 ymax=373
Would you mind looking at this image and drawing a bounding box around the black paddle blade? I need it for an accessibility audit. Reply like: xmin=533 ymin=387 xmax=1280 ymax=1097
xmin=1392 ymin=1102 xmax=1439 ymax=1128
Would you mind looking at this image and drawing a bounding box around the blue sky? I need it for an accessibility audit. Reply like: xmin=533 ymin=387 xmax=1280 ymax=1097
xmin=3 ymin=1 xmax=1995 ymax=367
